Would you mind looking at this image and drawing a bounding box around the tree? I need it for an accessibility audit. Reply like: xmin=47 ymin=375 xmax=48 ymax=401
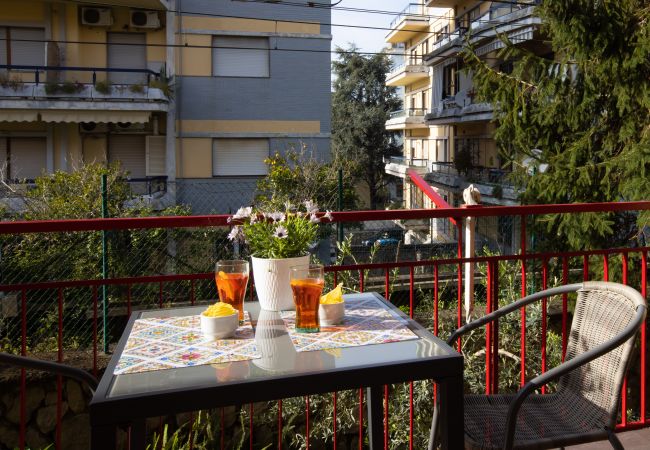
xmin=255 ymin=144 xmax=357 ymax=211
xmin=332 ymin=45 xmax=402 ymax=210
xmin=464 ymin=0 xmax=650 ymax=249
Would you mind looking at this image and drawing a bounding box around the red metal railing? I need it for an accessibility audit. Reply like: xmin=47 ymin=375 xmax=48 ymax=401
xmin=1 ymin=201 xmax=649 ymax=449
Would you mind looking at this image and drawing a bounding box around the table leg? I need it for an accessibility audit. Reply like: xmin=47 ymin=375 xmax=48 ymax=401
xmin=91 ymin=424 xmax=117 ymax=450
xmin=129 ymin=418 xmax=146 ymax=449
xmin=366 ymin=385 xmax=384 ymax=450
xmin=438 ymin=376 xmax=464 ymax=450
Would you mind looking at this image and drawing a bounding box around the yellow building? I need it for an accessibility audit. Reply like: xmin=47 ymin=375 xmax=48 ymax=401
xmin=0 ymin=0 xmax=331 ymax=213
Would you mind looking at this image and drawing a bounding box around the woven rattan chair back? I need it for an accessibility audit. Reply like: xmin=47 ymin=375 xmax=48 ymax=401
xmin=557 ymin=282 xmax=643 ymax=430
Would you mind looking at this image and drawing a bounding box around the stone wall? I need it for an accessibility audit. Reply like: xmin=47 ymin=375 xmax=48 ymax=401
xmin=0 ymin=376 xmax=92 ymax=450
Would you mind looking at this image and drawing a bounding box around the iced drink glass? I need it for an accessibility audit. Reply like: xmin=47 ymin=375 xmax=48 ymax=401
xmin=290 ymin=264 xmax=324 ymax=333
xmin=215 ymin=260 xmax=249 ymax=323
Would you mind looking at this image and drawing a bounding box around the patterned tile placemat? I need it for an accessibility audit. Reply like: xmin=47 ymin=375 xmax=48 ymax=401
xmin=280 ymin=296 xmax=419 ymax=353
xmin=114 ymin=312 xmax=260 ymax=375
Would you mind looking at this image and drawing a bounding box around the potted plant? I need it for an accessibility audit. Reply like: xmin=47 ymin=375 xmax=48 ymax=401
xmin=227 ymin=201 xmax=332 ymax=311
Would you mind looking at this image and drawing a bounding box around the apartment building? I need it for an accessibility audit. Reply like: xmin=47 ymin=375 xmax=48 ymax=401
xmin=385 ymin=1 xmax=545 ymax=249
xmin=0 ymin=0 xmax=331 ymax=213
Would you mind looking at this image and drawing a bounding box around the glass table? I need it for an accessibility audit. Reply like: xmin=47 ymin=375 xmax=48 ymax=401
xmin=90 ymin=293 xmax=464 ymax=449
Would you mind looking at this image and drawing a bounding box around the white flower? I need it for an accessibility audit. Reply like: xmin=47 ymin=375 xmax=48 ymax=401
xmin=284 ymin=201 xmax=294 ymax=211
xmin=232 ymin=206 xmax=253 ymax=220
xmin=324 ymin=210 xmax=333 ymax=221
xmin=273 ymin=225 xmax=289 ymax=239
xmin=227 ymin=226 xmax=244 ymax=242
xmin=310 ymin=213 xmax=320 ymax=224
xmin=304 ymin=200 xmax=319 ymax=214
xmin=270 ymin=212 xmax=286 ymax=223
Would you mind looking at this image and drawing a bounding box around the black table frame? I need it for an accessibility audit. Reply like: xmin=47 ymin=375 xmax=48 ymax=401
xmin=90 ymin=293 xmax=464 ymax=449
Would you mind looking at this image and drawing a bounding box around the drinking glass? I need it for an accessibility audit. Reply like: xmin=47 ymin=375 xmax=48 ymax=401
xmin=215 ymin=260 xmax=249 ymax=323
xmin=290 ymin=264 xmax=325 ymax=333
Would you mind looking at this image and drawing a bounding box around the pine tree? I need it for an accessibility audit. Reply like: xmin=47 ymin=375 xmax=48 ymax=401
xmin=332 ymin=46 xmax=402 ymax=210
xmin=465 ymin=0 xmax=650 ymax=249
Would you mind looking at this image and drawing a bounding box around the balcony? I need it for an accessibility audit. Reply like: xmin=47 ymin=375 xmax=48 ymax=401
xmin=385 ymin=59 xmax=429 ymax=86
xmin=386 ymin=3 xmax=431 ymax=44
xmin=384 ymin=155 xmax=429 ymax=178
xmin=426 ymin=161 xmax=518 ymax=205
xmin=0 ymin=203 xmax=649 ymax=448
xmin=424 ymin=28 xmax=464 ymax=61
xmin=0 ymin=65 xmax=169 ymax=123
xmin=385 ymin=108 xmax=428 ymax=130
xmin=426 ymin=90 xmax=493 ymax=125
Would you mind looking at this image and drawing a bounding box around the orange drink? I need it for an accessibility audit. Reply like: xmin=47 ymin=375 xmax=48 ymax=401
xmin=290 ymin=264 xmax=324 ymax=333
xmin=215 ymin=260 xmax=249 ymax=323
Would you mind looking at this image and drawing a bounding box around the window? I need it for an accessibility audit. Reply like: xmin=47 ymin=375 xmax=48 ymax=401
xmin=442 ymin=65 xmax=458 ymax=98
xmin=107 ymin=33 xmax=147 ymax=84
xmin=213 ymin=139 xmax=269 ymax=176
xmin=0 ymin=137 xmax=47 ymax=181
xmin=213 ymin=36 xmax=270 ymax=77
xmin=0 ymin=27 xmax=45 ymax=67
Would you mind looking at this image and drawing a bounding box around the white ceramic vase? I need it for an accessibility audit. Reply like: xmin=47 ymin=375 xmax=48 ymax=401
xmin=251 ymin=254 xmax=309 ymax=311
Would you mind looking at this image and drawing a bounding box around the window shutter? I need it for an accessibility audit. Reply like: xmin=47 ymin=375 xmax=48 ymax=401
xmin=107 ymin=33 xmax=147 ymax=84
xmin=146 ymin=136 xmax=166 ymax=176
xmin=213 ymin=36 xmax=269 ymax=77
xmin=213 ymin=139 xmax=269 ymax=176
xmin=0 ymin=29 xmax=7 ymax=65
xmin=109 ymin=135 xmax=146 ymax=178
xmin=10 ymin=138 xmax=46 ymax=180
xmin=10 ymin=28 xmax=45 ymax=66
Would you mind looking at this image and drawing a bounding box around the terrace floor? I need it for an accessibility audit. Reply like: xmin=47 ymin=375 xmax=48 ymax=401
xmin=561 ymin=427 xmax=650 ymax=449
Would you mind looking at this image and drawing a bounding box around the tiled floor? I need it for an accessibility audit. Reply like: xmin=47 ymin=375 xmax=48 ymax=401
xmin=561 ymin=427 xmax=650 ymax=449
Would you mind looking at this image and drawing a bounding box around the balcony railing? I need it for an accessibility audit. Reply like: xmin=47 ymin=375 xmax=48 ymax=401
xmin=388 ymin=108 xmax=428 ymax=120
xmin=0 ymin=202 xmax=649 ymax=448
xmin=386 ymin=155 xmax=429 ymax=167
xmin=430 ymin=161 xmax=512 ymax=186
xmin=388 ymin=3 xmax=428 ymax=30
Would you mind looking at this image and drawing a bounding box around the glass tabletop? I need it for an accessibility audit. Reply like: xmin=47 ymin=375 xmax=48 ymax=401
xmin=106 ymin=293 xmax=456 ymax=399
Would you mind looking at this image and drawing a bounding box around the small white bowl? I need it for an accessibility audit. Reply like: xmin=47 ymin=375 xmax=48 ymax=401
xmin=200 ymin=311 xmax=239 ymax=339
xmin=319 ymin=302 xmax=345 ymax=326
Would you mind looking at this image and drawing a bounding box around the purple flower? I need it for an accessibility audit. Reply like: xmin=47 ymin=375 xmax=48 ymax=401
xmin=273 ymin=225 xmax=288 ymax=239
xmin=227 ymin=226 xmax=244 ymax=242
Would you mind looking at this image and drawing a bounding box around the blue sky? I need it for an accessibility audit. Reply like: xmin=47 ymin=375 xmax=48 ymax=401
xmin=331 ymin=1 xmax=410 ymax=54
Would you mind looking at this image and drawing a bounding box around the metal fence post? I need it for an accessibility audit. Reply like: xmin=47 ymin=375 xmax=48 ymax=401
xmin=101 ymin=174 xmax=109 ymax=353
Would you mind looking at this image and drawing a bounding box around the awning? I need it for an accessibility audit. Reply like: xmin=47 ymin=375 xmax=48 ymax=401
xmin=39 ymin=111 xmax=151 ymax=124
xmin=0 ymin=110 xmax=40 ymax=122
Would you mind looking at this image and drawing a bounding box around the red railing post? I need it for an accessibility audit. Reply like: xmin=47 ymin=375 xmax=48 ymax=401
xmin=333 ymin=392 xmax=338 ymax=450
xmin=520 ymin=215 xmax=527 ymax=387
xmin=486 ymin=261 xmax=493 ymax=395
xmin=641 ymin=251 xmax=647 ymax=424
xmin=20 ymin=289 xmax=26 ymax=450
xmin=562 ymin=257 xmax=569 ymax=361
xmin=492 ymin=261 xmax=500 ymax=394
xmin=57 ymin=288 xmax=63 ymax=450
xmin=456 ymin=218 xmax=463 ymax=350
xmin=541 ymin=258 xmax=548 ymax=394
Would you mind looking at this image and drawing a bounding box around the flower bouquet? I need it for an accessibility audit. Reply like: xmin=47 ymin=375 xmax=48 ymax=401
xmin=228 ymin=201 xmax=332 ymax=310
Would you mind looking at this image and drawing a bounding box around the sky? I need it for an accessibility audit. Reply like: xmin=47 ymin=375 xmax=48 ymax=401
xmin=331 ymin=0 xmax=411 ymax=55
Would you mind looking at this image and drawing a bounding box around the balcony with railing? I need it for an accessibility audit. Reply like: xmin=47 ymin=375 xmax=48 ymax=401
xmin=386 ymin=3 xmax=431 ymax=44
xmin=0 ymin=65 xmax=170 ymax=122
xmin=385 ymin=58 xmax=429 ymax=87
xmin=0 ymin=202 xmax=648 ymax=448
xmin=426 ymin=89 xmax=494 ymax=125
xmin=385 ymin=108 xmax=428 ymax=130
xmin=427 ymin=161 xmax=517 ymax=204
xmin=384 ymin=154 xmax=429 ymax=178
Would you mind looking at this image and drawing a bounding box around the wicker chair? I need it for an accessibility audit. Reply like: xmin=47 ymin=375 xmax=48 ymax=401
xmin=428 ymin=281 xmax=647 ymax=450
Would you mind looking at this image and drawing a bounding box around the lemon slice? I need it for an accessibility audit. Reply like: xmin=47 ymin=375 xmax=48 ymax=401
xmin=203 ymin=302 xmax=237 ymax=317
xmin=320 ymin=283 xmax=344 ymax=304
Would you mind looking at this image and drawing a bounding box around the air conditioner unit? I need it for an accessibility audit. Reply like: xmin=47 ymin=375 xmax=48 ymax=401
xmin=80 ymin=122 xmax=109 ymax=133
xmin=130 ymin=10 xmax=161 ymax=29
xmin=81 ymin=7 xmax=113 ymax=27
xmin=114 ymin=122 xmax=149 ymax=132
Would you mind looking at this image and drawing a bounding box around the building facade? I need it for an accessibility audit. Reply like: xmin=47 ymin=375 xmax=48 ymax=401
xmin=385 ymin=1 xmax=544 ymax=250
xmin=0 ymin=0 xmax=331 ymax=213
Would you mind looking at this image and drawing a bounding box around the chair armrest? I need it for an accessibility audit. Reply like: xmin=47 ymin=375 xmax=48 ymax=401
xmin=0 ymin=352 xmax=99 ymax=392
xmin=446 ymin=283 xmax=584 ymax=346
xmin=502 ymin=303 xmax=647 ymax=449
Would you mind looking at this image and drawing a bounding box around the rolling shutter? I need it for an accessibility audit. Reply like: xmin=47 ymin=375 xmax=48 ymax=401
xmin=9 ymin=28 xmax=45 ymax=66
xmin=10 ymin=138 xmax=46 ymax=180
xmin=109 ymin=135 xmax=146 ymax=178
xmin=213 ymin=36 xmax=269 ymax=77
xmin=145 ymin=136 xmax=166 ymax=176
xmin=0 ymin=29 xmax=7 ymax=65
xmin=107 ymin=33 xmax=147 ymax=84
xmin=213 ymin=139 xmax=269 ymax=176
